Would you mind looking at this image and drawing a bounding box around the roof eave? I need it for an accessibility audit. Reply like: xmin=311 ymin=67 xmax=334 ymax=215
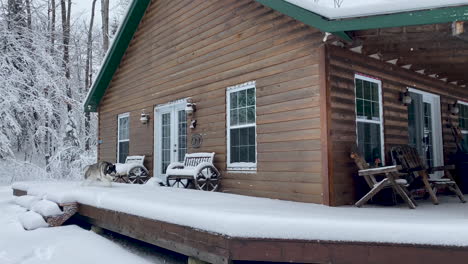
xmin=256 ymin=0 xmax=468 ymax=41
xmin=84 ymin=0 xmax=151 ymax=112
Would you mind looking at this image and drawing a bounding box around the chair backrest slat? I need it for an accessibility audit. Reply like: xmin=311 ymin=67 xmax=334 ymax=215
xmin=183 ymin=153 xmax=215 ymax=168
xmin=350 ymin=152 xmax=377 ymax=187
xmin=125 ymin=155 xmax=145 ymax=165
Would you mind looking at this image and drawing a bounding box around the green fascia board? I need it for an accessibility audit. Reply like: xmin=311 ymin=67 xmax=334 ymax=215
xmin=84 ymin=0 xmax=151 ymax=112
xmin=256 ymin=0 xmax=468 ymax=39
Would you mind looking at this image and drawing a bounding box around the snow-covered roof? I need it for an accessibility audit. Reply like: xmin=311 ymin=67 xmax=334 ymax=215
xmin=286 ymin=0 xmax=468 ymax=19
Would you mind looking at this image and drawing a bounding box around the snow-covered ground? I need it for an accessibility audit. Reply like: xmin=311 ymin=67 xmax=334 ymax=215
xmin=12 ymin=181 xmax=468 ymax=247
xmin=0 ymin=186 xmax=182 ymax=264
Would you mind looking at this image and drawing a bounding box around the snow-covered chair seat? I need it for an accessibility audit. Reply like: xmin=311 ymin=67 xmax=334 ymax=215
xmin=113 ymin=155 xmax=149 ymax=184
xmin=166 ymin=152 xmax=220 ymax=191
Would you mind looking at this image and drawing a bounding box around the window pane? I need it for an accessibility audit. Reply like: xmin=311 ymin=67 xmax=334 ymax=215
xmin=119 ymin=116 xmax=129 ymax=140
xmin=247 ymin=88 xmax=255 ymax=106
xmin=357 ymin=122 xmax=382 ymax=165
xmin=238 ymin=90 xmax=247 ymax=107
xmin=230 ymin=92 xmax=238 ymax=109
xmin=230 ymin=109 xmax=238 ymax=126
xmin=363 ymin=81 xmax=371 ymax=100
xmin=231 ymin=129 xmax=239 ymax=147
xmin=356 ymin=99 xmax=364 ymax=117
xmin=238 ymin=107 xmax=247 ymax=124
xmin=118 ymin=142 xmax=129 ymax=163
xmin=231 ymin=146 xmax=239 ymax=163
xmin=239 ymin=147 xmax=248 ymax=162
xmin=372 ymin=102 xmax=380 ymax=119
xmin=248 ymin=126 xmax=255 ymax=145
xmin=248 ymin=146 xmax=256 ymax=163
xmin=247 ymin=106 xmax=255 ymax=123
xmin=240 ymin=127 xmax=248 ymax=145
xmin=364 ymin=100 xmax=372 ymax=119
xmin=371 ymin=83 xmax=379 ymax=101
xmin=356 ymin=79 xmax=363 ymax=99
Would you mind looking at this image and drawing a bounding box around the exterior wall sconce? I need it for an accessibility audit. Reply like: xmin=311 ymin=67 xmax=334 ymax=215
xmin=400 ymin=91 xmax=412 ymax=105
xmin=140 ymin=110 xmax=150 ymax=125
xmin=185 ymin=98 xmax=197 ymax=129
xmin=185 ymin=102 xmax=196 ymax=116
xmin=450 ymin=103 xmax=460 ymax=115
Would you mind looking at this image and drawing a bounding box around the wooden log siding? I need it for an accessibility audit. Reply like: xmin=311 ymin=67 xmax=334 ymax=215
xmin=325 ymin=45 xmax=468 ymax=206
xmin=98 ymin=0 xmax=325 ymax=203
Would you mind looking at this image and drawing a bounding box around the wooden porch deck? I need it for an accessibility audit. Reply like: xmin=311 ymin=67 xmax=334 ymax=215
xmin=12 ymin=188 xmax=468 ymax=264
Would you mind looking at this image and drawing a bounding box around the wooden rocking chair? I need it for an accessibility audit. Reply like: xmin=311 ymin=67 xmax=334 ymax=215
xmin=390 ymin=145 xmax=466 ymax=205
xmin=350 ymin=152 xmax=417 ymax=209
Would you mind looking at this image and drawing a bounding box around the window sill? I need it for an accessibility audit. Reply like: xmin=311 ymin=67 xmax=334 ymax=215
xmin=227 ymin=166 xmax=257 ymax=173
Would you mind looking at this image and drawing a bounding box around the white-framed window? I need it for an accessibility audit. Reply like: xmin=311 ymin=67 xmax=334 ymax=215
xmin=226 ymin=81 xmax=257 ymax=171
xmin=458 ymin=101 xmax=468 ymax=151
xmin=354 ymin=74 xmax=385 ymax=165
xmin=117 ymin=113 xmax=130 ymax=163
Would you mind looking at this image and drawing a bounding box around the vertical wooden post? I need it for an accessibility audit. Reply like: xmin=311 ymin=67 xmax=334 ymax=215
xmin=319 ymin=44 xmax=334 ymax=206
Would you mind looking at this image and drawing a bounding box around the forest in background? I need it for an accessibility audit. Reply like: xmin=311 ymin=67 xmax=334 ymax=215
xmin=0 ymin=0 xmax=129 ymax=183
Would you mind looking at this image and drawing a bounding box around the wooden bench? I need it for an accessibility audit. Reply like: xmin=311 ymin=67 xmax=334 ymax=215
xmin=113 ymin=155 xmax=149 ymax=184
xmin=166 ymin=153 xmax=220 ymax=191
xmin=351 ymin=152 xmax=417 ymax=209
xmin=390 ymin=145 xmax=466 ymax=205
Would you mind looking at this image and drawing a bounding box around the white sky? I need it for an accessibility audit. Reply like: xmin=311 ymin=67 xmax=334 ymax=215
xmin=71 ymin=0 xmax=126 ymax=24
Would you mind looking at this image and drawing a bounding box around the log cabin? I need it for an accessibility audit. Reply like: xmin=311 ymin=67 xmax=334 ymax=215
xmin=84 ymin=0 xmax=468 ymax=206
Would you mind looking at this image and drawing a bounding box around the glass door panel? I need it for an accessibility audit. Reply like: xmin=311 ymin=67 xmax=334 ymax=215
xmin=161 ymin=112 xmax=172 ymax=174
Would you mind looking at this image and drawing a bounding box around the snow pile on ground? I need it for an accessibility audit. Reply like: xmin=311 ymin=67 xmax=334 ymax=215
xmin=285 ymin=0 xmax=468 ymax=19
xmin=18 ymin=211 xmax=49 ymax=230
xmin=0 ymin=186 xmax=157 ymax=264
xmin=12 ymin=181 xmax=468 ymax=247
xmin=15 ymin=195 xmax=41 ymax=210
xmin=31 ymin=200 xmax=63 ymax=217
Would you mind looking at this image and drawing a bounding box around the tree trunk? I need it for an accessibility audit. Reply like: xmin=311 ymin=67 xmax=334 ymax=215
xmin=25 ymin=0 xmax=31 ymax=30
xmin=85 ymin=0 xmax=97 ymax=151
xmin=60 ymin=0 xmax=71 ymax=110
xmin=101 ymin=0 xmax=109 ymax=52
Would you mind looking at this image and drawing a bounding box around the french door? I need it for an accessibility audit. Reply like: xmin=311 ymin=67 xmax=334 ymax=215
xmin=407 ymin=88 xmax=444 ymax=177
xmin=154 ymin=101 xmax=187 ymax=181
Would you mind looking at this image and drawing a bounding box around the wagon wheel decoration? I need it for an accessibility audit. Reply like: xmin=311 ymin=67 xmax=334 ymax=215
xmin=128 ymin=166 xmax=149 ymax=184
xmin=194 ymin=165 xmax=219 ymax=191
xmin=166 ymin=177 xmax=191 ymax=189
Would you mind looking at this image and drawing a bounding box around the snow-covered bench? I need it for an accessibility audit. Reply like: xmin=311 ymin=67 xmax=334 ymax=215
xmin=114 ymin=155 xmax=149 ymax=184
xmin=166 ymin=152 xmax=220 ymax=191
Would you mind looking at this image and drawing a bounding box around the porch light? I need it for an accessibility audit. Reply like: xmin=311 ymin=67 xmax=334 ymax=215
xmin=140 ymin=110 xmax=149 ymax=125
xmin=185 ymin=102 xmax=196 ymax=115
xmin=400 ymin=91 xmax=412 ymax=105
xmin=450 ymin=103 xmax=460 ymax=115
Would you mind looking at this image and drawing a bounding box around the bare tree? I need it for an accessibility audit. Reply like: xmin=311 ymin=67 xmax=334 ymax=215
xmin=84 ymin=0 xmax=98 ymax=150
xmin=101 ymin=0 xmax=109 ymax=52
xmin=25 ymin=0 xmax=31 ymax=29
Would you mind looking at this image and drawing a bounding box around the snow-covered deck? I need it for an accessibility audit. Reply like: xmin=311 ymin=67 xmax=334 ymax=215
xmin=11 ymin=181 xmax=468 ymax=264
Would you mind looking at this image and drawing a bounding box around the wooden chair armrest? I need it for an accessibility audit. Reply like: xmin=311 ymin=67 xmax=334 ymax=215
xmin=358 ymin=165 xmax=402 ymax=176
xmin=428 ymin=165 xmax=455 ymax=173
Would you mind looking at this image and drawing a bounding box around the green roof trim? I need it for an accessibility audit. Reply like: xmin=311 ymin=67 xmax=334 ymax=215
xmin=256 ymin=0 xmax=468 ymax=40
xmin=85 ymin=0 xmax=468 ymax=112
xmin=84 ymin=0 xmax=151 ymax=112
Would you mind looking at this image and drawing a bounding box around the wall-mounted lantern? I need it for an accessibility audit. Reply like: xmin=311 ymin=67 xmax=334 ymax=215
xmin=400 ymin=91 xmax=412 ymax=105
xmin=450 ymin=103 xmax=460 ymax=115
xmin=185 ymin=98 xmax=197 ymax=129
xmin=185 ymin=102 xmax=197 ymax=116
xmin=140 ymin=110 xmax=150 ymax=125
